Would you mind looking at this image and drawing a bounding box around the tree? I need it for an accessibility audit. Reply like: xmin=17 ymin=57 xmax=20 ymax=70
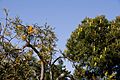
xmin=65 ymin=15 xmax=120 ymax=79
xmin=0 ymin=9 xmax=73 ymax=80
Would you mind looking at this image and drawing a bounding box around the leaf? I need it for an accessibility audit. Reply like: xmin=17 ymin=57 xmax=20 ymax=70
xmin=21 ymin=35 xmax=27 ymax=40
xmin=94 ymin=62 xmax=97 ymax=66
xmin=105 ymin=71 xmax=108 ymax=76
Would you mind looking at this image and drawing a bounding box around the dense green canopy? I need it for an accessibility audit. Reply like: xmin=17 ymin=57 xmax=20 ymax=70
xmin=65 ymin=15 xmax=120 ymax=79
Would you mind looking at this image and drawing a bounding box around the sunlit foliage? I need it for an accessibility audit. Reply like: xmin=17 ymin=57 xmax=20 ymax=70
xmin=0 ymin=9 xmax=72 ymax=80
xmin=65 ymin=15 xmax=120 ymax=80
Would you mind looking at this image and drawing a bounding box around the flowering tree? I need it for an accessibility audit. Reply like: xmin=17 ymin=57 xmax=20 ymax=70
xmin=65 ymin=15 xmax=120 ymax=79
xmin=0 ymin=9 xmax=73 ymax=80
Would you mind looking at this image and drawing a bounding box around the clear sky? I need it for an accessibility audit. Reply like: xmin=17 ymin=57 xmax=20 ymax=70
xmin=0 ymin=0 xmax=120 ymax=73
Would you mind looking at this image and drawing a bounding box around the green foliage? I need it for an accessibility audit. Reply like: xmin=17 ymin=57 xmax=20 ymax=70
xmin=65 ymin=15 xmax=120 ymax=79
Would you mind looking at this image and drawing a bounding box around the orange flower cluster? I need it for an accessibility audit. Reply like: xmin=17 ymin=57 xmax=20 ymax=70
xmin=28 ymin=26 xmax=34 ymax=34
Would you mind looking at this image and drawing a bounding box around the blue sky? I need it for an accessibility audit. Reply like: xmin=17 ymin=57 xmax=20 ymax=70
xmin=0 ymin=0 xmax=120 ymax=73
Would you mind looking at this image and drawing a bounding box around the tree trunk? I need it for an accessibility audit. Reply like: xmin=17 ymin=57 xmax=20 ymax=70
xmin=50 ymin=68 xmax=53 ymax=80
xmin=40 ymin=61 xmax=45 ymax=80
xmin=56 ymin=72 xmax=66 ymax=80
xmin=27 ymin=43 xmax=45 ymax=80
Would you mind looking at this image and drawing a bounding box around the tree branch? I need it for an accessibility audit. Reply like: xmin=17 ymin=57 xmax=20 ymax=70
xmin=51 ymin=56 xmax=65 ymax=67
xmin=26 ymin=42 xmax=44 ymax=80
